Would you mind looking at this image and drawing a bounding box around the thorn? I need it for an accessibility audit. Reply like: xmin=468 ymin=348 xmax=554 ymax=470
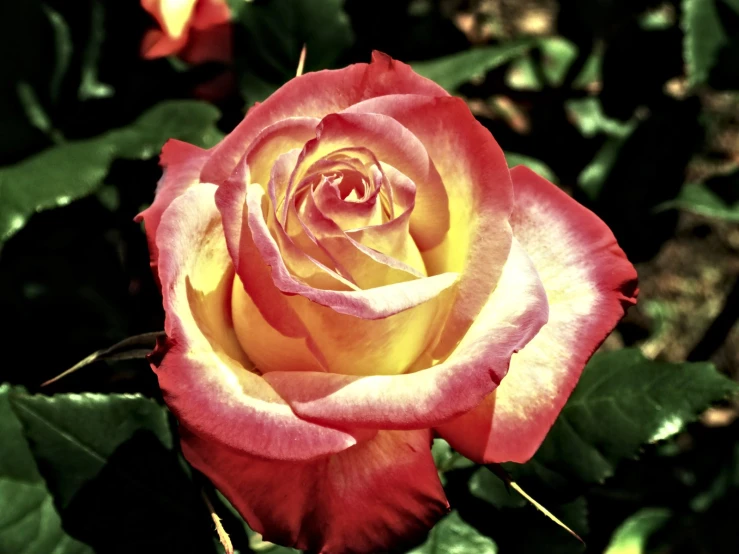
xmin=509 ymin=481 xmax=584 ymax=545
xmin=488 ymin=464 xmax=584 ymax=545
xmin=201 ymin=489 xmax=234 ymax=554
xmin=296 ymin=44 xmax=307 ymax=77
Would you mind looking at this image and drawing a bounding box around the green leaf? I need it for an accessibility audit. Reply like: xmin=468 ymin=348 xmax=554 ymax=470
xmin=639 ymin=6 xmax=677 ymax=30
xmin=238 ymin=69 xmax=285 ymax=108
xmin=506 ymin=37 xmax=600 ymax=91
xmin=660 ymin=182 xmax=739 ymax=221
xmin=9 ymin=390 xmax=172 ymax=507
xmin=682 ymin=0 xmax=739 ymax=87
xmin=242 ymin=0 xmax=352 ymax=72
xmin=0 ymin=1 xmax=52 ymax=161
xmin=236 ymin=0 xmax=353 ymax=104
xmin=539 ymin=38 xmax=578 ymax=87
xmin=577 ymin=136 xmax=628 ymax=201
xmin=505 ymin=152 xmax=557 ymax=183
xmin=572 ymin=49 xmax=603 ymax=90
xmin=246 ymin=526 xmax=300 ymax=554
xmin=566 ymin=98 xmax=635 ymax=139
xmin=7 ymin=387 xmax=217 ymax=553
xmin=506 ymin=55 xmax=543 ymax=90
xmin=432 ymin=439 xmax=475 ymax=485
xmin=469 ymin=468 xmax=527 ymax=509
xmin=409 ymin=511 xmax=498 ymax=554
xmin=507 ymin=349 xmax=739 ymax=487
xmin=42 ymin=4 xmax=73 ymax=102
xmin=683 ymin=0 xmax=721 ymax=87
xmin=78 ymin=0 xmax=113 ymax=100
xmin=603 ymin=508 xmax=672 ymax=554
xmin=411 ymin=41 xmax=532 ymax=91
xmin=0 ymin=384 xmax=92 ymax=554
xmin=573 ymin=101 xmax=637 ymax=200
xmin=96 ymin=184 xmax=120 ymax=212
xmin=0 ymin=100 xmax=223 ymax=247
xmin=690 ymin=440 xmax=739 ymax=511
xmin=16 ymin=81 xmax=63 ymax=144
xmin=658 ymin=170 xmax=739 ymax=221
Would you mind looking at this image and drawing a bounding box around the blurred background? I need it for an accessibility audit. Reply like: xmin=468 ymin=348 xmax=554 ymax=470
xmin=1 ymin=1 xmax=739 ymax=553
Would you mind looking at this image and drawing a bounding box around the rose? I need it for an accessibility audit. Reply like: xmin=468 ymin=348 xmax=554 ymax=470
xmin=140 ymin=0 xmax=231 ymax=63
xmin=139 ymin=52 xmax=637 ymax=553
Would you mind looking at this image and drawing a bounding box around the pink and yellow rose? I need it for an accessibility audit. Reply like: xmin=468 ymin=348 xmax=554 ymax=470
xmin=139 ymin=52 xmax=637 ymax=553
xmin=140 ymin=0 xmax=231 ymax=63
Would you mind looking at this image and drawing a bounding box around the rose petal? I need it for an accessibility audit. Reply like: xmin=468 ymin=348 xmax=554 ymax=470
xmin=231 ymin=274 xmax=329 ymax=373
xmin=435 ymin=166 xmax=638 ymax=463
xmin=243 ymin=189 xmax=456 ymax=375
xmin=141 ymin=0 xmax=197 ymax=39
xmin=310 ymin=156 xmax=385 ymax=230
xmin=141 ymin=0 xmax=231 ymax=61
xmin=136 ymin=139 xmax=209 ymax=277
xmin=289 ymin=112 xmax=450 ymax=251
xmin=190 ymin=0 xmax=230 ymax=29
xmin=345 ymin=164 xmax=427 ymax=275
xmin=200 ymin=51 xmax=448 ymax=184
xmin=263 ymin=238 xmax=548 ymax=428
xmin=224 ymin=181 xmax=460 ymax=318
xmin=180 ymin=22 xmax=232 ymax=64
xmin=344 ymin=94 xmax=514 ymax=361
xmin=245 ymin=117 xmax=320 ymax=189
xmin=276 ymin=147 xmax=411 ymax=284
xmin=140 ymin=27 xmax=189 ymax=59
xmin=218 ymin=149 xmax=367 ymax=292
xmin=217 ymin=173 xmax=336 ymax=374
xmin=218 ymin=181 xmax=459 ymax=376
xmin=180 ymin=427 xmax=448 ymax=554
xmin=265 ymin=150 xmax=359 ymax=289
xmin=297 ymin=186 xmax=424 ymax=288
xmin=155 ymin=183 xmax=360 ymax=460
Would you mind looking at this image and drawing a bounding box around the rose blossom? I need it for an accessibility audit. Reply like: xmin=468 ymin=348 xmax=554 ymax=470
xmin=138 ymin=52 xmax=637 ymax=553
xmin=140 ymin=0 xmax=231 ymax=64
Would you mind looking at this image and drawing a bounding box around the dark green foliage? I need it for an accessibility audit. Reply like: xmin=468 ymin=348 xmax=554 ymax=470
xmin=2 ymin=1 xmax=739 ymax=553
xmin=0 ymin=386 xmax=217 ymax=553
xmin=506 ymin=349 xmax=738 ymax=489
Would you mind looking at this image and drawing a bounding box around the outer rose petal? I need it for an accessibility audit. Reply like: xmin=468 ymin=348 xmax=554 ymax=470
xmin=263 ymin=238 xmax=548 ymax=428
xmin=180 ymin=427 xmax=448 ymax=554
xmin=135 ymin=139 xmax=209 ymax=276
xmin=436 ymin=166 xmax=638 ymax=463
xmin=201 ymin=51 xmax=449 ymax=184
xmin=154 ymin=183 xmax=361 ymax=460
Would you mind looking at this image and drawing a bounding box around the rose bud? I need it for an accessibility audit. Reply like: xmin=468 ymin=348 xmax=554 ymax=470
xmin=140 ymin=0 xmax=231 ymax=64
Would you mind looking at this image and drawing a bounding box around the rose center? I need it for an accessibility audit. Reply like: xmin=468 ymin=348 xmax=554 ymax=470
xmin=329 ymin=171 xmax=369 ymax=203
